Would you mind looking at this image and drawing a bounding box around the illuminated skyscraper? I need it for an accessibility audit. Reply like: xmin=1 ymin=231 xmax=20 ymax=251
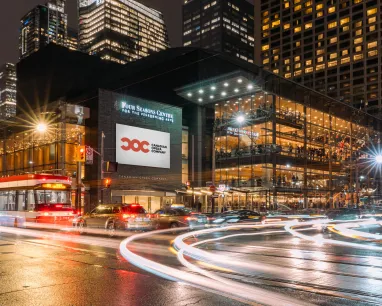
xmin=19 ymin=0 xmax=67 ymax=60
xmin=66 ymin=28 xmax=79 ymax=51
xmin=78 ymin=0 xmax=170 ymax=64
xmin=182 ymin=0 xmax=255 ymax=63
xmin=256 ymin=0 xmax=381 ymax=115
xmin=0 ymin=63 xmax=17 ymax=120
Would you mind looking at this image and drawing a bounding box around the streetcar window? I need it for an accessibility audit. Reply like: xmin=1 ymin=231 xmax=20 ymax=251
xmin=0 ymin=191 xmax=16 ymax=211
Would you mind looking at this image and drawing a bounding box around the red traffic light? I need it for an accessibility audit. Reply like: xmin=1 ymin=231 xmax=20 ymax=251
xmin=78 ymin=146 xmax=86 ymax=162
xmin=105 ymin=178 xmax=111 ymax=188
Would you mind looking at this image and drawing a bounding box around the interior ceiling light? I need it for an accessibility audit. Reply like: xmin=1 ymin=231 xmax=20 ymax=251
xmin=198 ymin=89 xmax=204 ymax=94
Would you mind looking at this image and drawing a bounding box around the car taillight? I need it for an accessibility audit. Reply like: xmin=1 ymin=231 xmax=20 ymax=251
xmin=43 ymin=212 xmax=49 ymax=216
xmin=186 ymin=216 xmax=198 ymax=221
xmin=123 ymin=214 xmax=130 ymax=219
xmin=55 ymin=204 xmax=63 ymax=208
xmin=207 ymin=217 xmax=216 ymax=221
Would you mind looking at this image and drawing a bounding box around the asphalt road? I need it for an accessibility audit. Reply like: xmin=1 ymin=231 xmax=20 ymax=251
xmin=1 ymin=224 xmax=382 ymax=306
xmin=0 ymin=229 xmax=247 ymax=306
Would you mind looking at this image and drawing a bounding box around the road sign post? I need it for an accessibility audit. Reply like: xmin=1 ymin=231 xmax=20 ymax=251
xmin=210 ymin=185 xmax=216 ymax=213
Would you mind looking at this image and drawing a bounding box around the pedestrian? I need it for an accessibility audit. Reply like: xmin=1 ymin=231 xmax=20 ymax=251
xmin=197 ymin=201 xmax=202 ymax=212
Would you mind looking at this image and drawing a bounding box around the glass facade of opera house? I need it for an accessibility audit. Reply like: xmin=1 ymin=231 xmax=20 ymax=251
xmin=177 ymin=71 xmax=381 ymax=212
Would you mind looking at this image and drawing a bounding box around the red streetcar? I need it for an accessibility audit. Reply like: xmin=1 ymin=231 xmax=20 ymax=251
xmin=0 ymin=174 xmax=74 ymax=227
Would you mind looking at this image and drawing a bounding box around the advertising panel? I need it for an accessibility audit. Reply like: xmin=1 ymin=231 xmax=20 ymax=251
xmin=116 ymin=124 xmax=170 ymax=169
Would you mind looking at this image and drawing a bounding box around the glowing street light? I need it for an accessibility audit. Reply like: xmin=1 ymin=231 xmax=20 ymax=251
xmin=36 ymin=123 xmax=47 ymax=133
xmin=236 ymin=115 xmax=245 ymax=124
xmin=375 ymin=155 xmax=382 ymax=164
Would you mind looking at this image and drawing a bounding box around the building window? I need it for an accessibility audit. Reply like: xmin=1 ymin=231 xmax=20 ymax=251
xmin=262 ymin=44 xmax=269 ymax=51
xmin=285 ymin=73 xmax=291 ymax=78
xmin=341 ymin=57 xmax=350 ymax=64
xmin=316 ymin=64 xmax=325 ymax=70
xmin=329 ymin=37 xmax=337 ymax=43
xmin=368 ymin=41 xmax=377 ymax=49
xmin=368 ymin=50 xmax=378 ymax=57
xmin=305 ymin=22 xmax=313 ymax=30
xmin=354 ymin=38 xmax=363 ymax=44
xmin=294 ymin=26 xmax=301 ymax=33
xmin=368 ymin=17 xmax=377 ymax=24
xmin=367 ymin=8 xmax=378 ymax=16
xmin=328 ymin=21 xmax=337 ymax=29
xmin=340 ymin=17 xmax=350 ymax=25
xmin=294 ymin=70 xmax=301 ymax=76
xmin=353 ymin=54 xmax=363 ymax=61
xmin=305 ymin=67 xmax=313 ymax=73
xmin=328 ymin=60 xmax=337 ymax=67
xmin=328 ymin=6 xmax=336 ymax=13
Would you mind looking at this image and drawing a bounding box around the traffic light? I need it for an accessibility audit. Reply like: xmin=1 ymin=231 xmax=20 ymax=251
xmin=105 ymin=178 xmax=111 ymax=188
xmin=78 ymin=146 xmax=86 ymax=162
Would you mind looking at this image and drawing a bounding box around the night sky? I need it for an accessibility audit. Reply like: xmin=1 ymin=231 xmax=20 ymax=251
xmin=0 ymin=0 xmax=253 ymax=65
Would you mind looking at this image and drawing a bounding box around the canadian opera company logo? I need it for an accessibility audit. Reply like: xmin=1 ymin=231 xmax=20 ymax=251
xmin=121 ymin=138 xmax=168 ymax=155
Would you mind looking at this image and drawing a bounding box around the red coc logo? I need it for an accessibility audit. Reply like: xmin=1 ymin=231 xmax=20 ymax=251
xmin=121 ymin=138 xmax=150 ymax=153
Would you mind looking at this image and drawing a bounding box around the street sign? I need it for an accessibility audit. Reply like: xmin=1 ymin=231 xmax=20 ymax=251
xmin=86 ymin=147 xmax=94 ymax=165
xmin=206 ymin=181 xmax=213 ymax=187
xmin=209 ymin=185 xmax=216 ymax=193
xmin=218 ymin=184 xmax=226 ymax=192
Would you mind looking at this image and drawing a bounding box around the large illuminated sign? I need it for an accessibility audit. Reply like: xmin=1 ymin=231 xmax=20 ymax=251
xmin=116 ymin=124 xmax=170 ymax=169
xmin=119 ymin=101 xmax=174 ymax=123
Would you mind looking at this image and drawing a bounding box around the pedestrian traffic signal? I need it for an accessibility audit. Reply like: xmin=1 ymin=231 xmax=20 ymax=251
xmin=78 ymin=146 xmax=86 ymax=162
xmin=105 ymin=178 xmax=111 ymax=188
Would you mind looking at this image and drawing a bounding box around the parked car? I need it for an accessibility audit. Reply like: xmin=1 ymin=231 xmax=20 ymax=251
xmin=208 ymin=210 xmax=265 ymax=226
xmin=73 ymin=204 xmax=146 ymax=236
xmin=127 ymin=208 xmax=207 ymax=231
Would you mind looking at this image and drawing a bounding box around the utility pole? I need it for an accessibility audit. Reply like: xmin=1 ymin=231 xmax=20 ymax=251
xmin=101 ymin=131 xmax=105 ymax=203
xmin=76 ymin=132 xmax=82 ymax=213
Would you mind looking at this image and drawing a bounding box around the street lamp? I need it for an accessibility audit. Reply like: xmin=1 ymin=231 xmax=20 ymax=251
xmin=36 ymin=122 xmax=47 ymax=133
xmin=236 ymin=115 xmax=245 ymax=124
xmin=375 ymin=154 xmax=382 ymax=164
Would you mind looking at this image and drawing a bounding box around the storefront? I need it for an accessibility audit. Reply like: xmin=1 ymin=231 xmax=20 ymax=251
xmin=85 ymin=90 xmax=183 ymax=212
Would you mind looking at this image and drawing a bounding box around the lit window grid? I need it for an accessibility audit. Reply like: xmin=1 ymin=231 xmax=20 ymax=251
xmin=259 ymin=1 xmax=381 ymax=108
xmin=79 ymin=0 xmax=169 ymax=64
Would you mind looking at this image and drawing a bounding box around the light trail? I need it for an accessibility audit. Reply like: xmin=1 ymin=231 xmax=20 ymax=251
xmin=120 ymin=224 xmax=314 ymax=306
xmin=285 ymin=219 xmax=382 ymax=251
xmin=330 ymin=220 xmax=382 ymax=241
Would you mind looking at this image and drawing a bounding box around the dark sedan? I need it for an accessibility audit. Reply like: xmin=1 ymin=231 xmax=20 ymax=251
xmin=127 ymin=208 xmax=207 ymax=230
xmin=208 ymin=210 xmax=265 ymax=226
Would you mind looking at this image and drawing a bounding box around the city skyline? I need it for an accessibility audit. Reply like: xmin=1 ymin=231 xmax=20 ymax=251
xmin=0 ymin=0 xmax=185 ymax=64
